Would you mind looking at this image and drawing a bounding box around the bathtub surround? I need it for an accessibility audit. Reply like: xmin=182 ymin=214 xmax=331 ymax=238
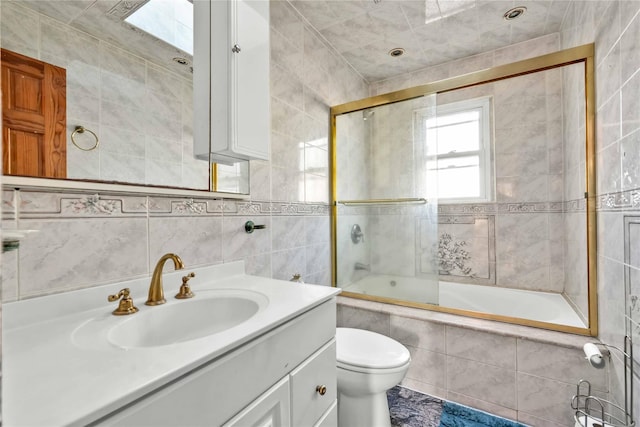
xmin=344 ymin=48 xmax=587 ymax=304
xmin=338 ymin=296 xmax=607 ymax=426
xmin=1 ymin=1 xmax=639 ymax=427
xmin=356 ymin=2 xmax=640 ymax=423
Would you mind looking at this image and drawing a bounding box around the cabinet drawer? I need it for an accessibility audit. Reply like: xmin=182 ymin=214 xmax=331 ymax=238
xmin=290 ymin=339 xmax=336 ymax=427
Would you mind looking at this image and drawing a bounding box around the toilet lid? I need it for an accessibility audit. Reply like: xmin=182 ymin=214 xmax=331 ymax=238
xmin=336 ymin=328 xmax=410 ymax=369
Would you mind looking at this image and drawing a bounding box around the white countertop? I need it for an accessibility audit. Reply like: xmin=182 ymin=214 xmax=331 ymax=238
xmin=3 ymin=262 xmax=340 ymax=426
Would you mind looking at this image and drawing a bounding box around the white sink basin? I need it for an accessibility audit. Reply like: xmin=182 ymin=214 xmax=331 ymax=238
xmin=109 ymin=289 xmax=268 ymax=348
xmin=72 ymin=289 xmax=269 ymax=349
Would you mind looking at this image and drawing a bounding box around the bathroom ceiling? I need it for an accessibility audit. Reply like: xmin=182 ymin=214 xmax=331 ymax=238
xmin=11 ymin=0 xmax=570 ymax=83
xmin=289 ymin=0 xmax=571 ymax=82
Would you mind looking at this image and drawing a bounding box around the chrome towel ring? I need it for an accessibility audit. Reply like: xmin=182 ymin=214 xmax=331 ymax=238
xmin=71 ymin=126 xmax=99 ymax=151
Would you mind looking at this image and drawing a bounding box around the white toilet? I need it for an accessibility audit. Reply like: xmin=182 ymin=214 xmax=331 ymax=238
xmin=335 ymin=327 xmax=411 ymax=427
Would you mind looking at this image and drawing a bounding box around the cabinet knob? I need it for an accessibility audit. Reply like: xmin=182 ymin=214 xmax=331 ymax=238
xmin=315 ymin=385 xmax=327 ymax=396
xmin=232 ymin=44 xmax=241 ymax=53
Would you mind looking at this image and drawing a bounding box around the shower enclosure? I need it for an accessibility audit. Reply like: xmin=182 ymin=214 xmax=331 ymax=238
xmin=330 ymin=44 xmax=597 ymax=336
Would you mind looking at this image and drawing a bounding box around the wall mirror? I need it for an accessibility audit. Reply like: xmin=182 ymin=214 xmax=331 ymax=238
xmin=331 ymin=44 xmax=597 ymax=336
xmin=0 ymin=0 xmax=249 ymax=195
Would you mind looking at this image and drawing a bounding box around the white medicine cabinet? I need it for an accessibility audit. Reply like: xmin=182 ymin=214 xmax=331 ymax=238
xmin=194 ymin=0 xmax=271 ymax=164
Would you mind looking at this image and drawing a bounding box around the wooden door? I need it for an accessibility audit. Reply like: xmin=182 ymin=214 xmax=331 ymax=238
xmin=2 ymin=48 xmax=67 ymax=178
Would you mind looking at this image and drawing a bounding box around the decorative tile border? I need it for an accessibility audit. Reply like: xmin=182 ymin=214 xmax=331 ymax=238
xmin=337 ymin=199 xmax=594 ymax=217
xmin=14 ymin=191 xmax=148 ymax=218
xmin=66 ymin=195 xmax=120 ymax=215
xmin=2 ymin=189 xmax=331 ymax=219
xmin=236 ymin=201 xmax=329 ymax=216
xmin=598 ymin=189 xmax=640 ymax=211
xmin=439 ymin=201 xmax=565 ymax=214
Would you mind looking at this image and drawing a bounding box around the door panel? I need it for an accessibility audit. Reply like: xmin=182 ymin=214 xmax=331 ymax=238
xmin=2 ymin=48 xmax=67 ymax=178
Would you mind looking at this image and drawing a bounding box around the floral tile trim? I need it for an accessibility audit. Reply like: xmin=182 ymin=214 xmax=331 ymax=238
xmin=67 ymin=195 xmax=119 ymax=215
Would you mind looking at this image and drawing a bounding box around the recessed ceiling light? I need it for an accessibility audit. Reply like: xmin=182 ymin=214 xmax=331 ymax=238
xmin=503 ymin=6 xmax=526 ymax=20
xmin=389 ymin=48 xmax=405 ymax=58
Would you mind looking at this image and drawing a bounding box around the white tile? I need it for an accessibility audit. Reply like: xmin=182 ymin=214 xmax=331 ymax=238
xmin=516 ymin=372 xmax=577 ymax=427
xmin=390 ymin=316 xmax=445 ymax=353
xmin=516 ymin=339 xmax=607 ymax=392
xmin=446 ymin=355 xmax=516 ymax=409
xmin=18 ymin=218 xmax=148 ymax=297
xmin=406 ymin=346 xmax=446 ymax=388
xmin=336 ymin=305 xmax=390 ymax=336
xmin=446 ymin=326 xmax=516 ymax=369
xmin=148 ymin=216 xmax=223 ymax=271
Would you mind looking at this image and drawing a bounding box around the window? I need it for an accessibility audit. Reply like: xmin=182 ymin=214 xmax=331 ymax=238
xmin=125 ymin=0 xmax=193 ymax=55
xmin=423 ymin=97 xmax=493 ymax=202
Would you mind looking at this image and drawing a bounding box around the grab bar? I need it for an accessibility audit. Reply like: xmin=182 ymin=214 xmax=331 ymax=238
xmin=336 ymin=198 xmax=427 ymax=206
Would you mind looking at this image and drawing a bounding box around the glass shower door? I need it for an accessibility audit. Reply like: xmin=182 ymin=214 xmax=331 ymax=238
xmin=332 ymin=94 xmax=439 ymax=307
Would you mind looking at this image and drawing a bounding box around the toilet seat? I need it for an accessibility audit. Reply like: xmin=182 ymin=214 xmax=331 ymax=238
xmin=336 ymin=328 xmax=411 ymax=372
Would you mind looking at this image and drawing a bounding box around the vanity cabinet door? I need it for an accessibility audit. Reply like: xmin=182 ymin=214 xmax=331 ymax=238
xmin=290 ymin=340 xmax=337 ymax=427
xmin=223 ymin=376 xmax=291 ymax=427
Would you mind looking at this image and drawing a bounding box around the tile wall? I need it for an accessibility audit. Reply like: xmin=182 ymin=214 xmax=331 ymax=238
xmin=1 ymin=192 xmax=334 ymax=298
xmin=560 ymin=0 xmax=640 ymax=421
xmin=0 ymin=0 xmax=368 ymax=301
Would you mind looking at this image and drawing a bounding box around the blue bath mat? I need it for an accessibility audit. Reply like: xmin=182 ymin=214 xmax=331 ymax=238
xmin=438 ymin=401 xmax=526 ymax=427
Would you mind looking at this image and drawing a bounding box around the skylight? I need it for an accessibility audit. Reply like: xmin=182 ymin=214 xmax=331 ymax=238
xmin=424 ymin=0 xmax=476 ymax=24
xmin=125 ymin=0 xmax=193 ymax=55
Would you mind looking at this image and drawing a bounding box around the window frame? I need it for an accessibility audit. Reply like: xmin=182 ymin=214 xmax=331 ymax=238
xmin=420 ymin=96 xmax=494 ymax=203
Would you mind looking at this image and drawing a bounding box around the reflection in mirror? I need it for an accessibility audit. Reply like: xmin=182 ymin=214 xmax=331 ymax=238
xmin=214 ymin=162 xmax=250 ymax=194
xmin=0 ymin=0 xmax=249 ymax=194
xmin=332 ymin=47 xmax=596 ymax=335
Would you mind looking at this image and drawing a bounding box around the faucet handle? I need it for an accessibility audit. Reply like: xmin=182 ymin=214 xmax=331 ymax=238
xmin=175 ymin=272 xmax=196 ymax=299
xmin=108 ymin=288 xmax=139 ymax=316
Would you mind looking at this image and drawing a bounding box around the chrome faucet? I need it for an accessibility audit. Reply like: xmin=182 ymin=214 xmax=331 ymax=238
xmin=147 ymin=253 xmax=185 ymax=306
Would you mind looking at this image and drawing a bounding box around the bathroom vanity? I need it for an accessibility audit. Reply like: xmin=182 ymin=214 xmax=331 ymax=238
xmin=3 ymin=262 xmax=340 ymax=426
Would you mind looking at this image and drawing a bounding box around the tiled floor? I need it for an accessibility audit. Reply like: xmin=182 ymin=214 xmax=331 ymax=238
xmin=387 ymin=386 xmax=528 ymax=427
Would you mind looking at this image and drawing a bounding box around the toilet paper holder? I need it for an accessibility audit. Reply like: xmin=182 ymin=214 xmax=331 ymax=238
xmin=571 ymin=336 xmax=634 ymax=427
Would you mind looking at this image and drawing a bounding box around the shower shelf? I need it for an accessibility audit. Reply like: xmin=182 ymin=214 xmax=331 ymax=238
xmin=571 ymin=336 xmax=635 ymax=427
xmin=336 ymin=198 xmax=427 ymax=206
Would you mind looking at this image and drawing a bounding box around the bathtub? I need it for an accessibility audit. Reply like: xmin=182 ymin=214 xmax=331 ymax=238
xmin=342 ymin=275 xmax=586 ymax=328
